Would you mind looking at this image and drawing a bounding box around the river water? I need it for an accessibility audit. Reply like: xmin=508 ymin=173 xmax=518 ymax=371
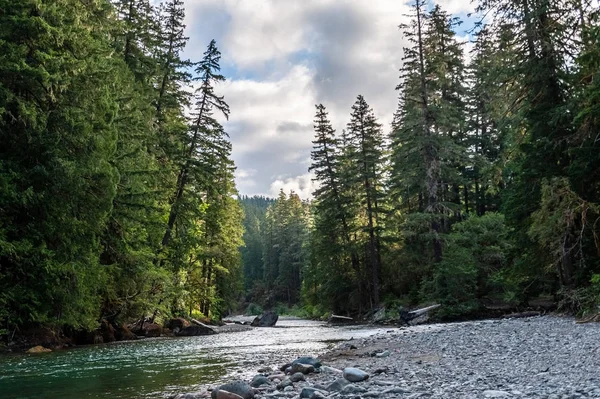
xmin=0 ymin=318 xmax=388 ymax=399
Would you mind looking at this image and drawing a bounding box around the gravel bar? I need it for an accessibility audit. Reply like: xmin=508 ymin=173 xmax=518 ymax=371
xmin=183 ymin=316 xmax=600 ymax=399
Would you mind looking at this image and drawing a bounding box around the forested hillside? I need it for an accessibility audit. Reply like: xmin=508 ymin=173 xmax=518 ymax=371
xmin=249 ymin=0 xmax=600 ymax=319
xmin=0 ymin=0 xmax=243 ymax=337
xmin=1 ymin=0 xmax=600 ymax=342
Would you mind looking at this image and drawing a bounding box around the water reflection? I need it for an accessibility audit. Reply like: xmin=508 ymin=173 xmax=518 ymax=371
xmin=0 ymin=318 xmax=388 ymax=398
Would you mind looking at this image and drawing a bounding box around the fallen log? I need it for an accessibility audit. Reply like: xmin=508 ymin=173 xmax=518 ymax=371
xmin=190 ymin=319 xmax=218 ymax=333
xmin=329 ymin=315 xmax=353 ymax=324
xmin=399 ymin=304 xmax=440 ymax=325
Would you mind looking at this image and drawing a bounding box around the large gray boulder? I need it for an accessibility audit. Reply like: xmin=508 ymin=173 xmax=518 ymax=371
xmin=177 ymin=324 xmax=217 ymax=336
xmin=250 ymin=311 xmax=279 ymax=327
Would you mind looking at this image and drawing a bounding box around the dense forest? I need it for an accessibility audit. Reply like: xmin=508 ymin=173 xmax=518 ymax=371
xmin=1 ymin=0 xmax=599 ymax=341
xmin=242 ymin=0 xmax=600 ymax=320
xmin=0 ymin=0 xmax=243 ymax=338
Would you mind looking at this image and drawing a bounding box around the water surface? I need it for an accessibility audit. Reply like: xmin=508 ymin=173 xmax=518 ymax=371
xmin=0 ymin=318 xmax=388 ymax=398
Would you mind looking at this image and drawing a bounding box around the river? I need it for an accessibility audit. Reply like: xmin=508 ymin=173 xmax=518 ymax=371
xmin=0 ymin=318 xmax=388 ymax=399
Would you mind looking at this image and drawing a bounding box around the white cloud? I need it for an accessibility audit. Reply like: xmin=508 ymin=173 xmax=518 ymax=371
xmin=182 ymin=0 xmax=474 ymax=198
xmin=433 ymin=0 xmax=477 ymax=15
xmin=268 ymin=173 xmax=319 ymax=200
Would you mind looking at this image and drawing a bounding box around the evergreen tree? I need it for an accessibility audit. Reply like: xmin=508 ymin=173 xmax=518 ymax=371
xmin=345 ymin=95 xmax=386 ymax=307
xmin=0 ymin=0 xmax=122 ymax=331
xmin=307 ymin=105 xmax=362 ymax=312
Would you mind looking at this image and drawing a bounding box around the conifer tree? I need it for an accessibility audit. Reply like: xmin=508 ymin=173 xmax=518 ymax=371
xmin=162 ymin=40 xmax=230 ymax=250
xmin=0 ymin=0 xmax=122 ymax=330
xmin=345 ymin=95 xmax=385 ymax=307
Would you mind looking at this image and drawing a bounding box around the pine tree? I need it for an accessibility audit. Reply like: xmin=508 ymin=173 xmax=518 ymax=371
xmin=345 ymin=95 xmax=385 ymax=307
xmin=161 ymin=40 xmax=230 ymax=249
xmin=307 ymin=104 xmax=363 ymax=311
xmin=0 ymin=0 xmax=122 ymax=330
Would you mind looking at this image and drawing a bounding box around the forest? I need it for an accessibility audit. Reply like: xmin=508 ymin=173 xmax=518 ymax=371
xmin=1 ymin=0 xmax=599 ymax=342
xmin=241 ymin=0 xmax=600 ymax=320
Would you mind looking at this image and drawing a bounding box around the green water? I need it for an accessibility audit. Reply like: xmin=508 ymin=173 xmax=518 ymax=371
xmin=0 ymin=319 xmax=387 ymax=398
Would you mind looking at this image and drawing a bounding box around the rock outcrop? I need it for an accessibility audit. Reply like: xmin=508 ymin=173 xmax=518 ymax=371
xmin=250 ymin=311 xmax=278 ymax=327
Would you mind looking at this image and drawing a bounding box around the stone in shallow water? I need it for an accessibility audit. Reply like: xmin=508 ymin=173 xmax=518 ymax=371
xmin=343 ymin=367 xmax=370 ymax=382
xmin=26 ymin=346 xmax=52 ymax=353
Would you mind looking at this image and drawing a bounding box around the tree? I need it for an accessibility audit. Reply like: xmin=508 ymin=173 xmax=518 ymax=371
xmin=0 ymin=0 xmax=122 ymax=331
xmin=161 ymin=40 xmax=230 ymax=250
xmin=307 ymin=104 xmax=362 ymax=312
xmin=345 ymin=95 xmax=386 ymax=307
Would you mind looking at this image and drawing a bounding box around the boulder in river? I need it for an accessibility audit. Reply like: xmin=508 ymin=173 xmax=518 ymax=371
xmin=250 ymin=311 xmax=278 ymax=327
xmin=26 ymin=345 xmax=52 ymax=353
xmin=177 ymin=324 xmax=217 ymax=336
xmin=211 ymin=381 xmax=254 ymax=399
xmin=343 ymin=367 xmax=369 ymax=382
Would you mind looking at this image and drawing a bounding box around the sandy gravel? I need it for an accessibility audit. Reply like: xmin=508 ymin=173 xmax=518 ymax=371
xmin=181 ymin=316 xmax=600 ymax=399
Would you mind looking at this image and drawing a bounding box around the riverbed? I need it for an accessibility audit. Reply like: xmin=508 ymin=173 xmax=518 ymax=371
xmin=0 ymin=318 xmax=388 ymax=399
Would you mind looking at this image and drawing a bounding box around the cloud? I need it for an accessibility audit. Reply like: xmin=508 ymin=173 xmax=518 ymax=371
xmin=182 ymin=0 xmax=475 ymax=199
xmin=268 ymin=172 xmax=319 ymax=200
xmin=433 ymin=0 xmax=477 ymax=15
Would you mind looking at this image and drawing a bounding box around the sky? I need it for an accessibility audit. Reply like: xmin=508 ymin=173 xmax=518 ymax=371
xmin=181 ymin=0 xmax=478 ymax=199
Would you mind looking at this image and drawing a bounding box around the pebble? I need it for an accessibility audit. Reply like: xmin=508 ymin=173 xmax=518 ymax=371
xmin=291 ymin=363 xmax=314 ymax=374
xmin=289 ymin=372 xmax=305 ymax=382
xmin=343 ymin=367 xmax=369 ymax=382
xmin=216 ymin=391 xmax=244 ymax=399
xmin=185 ymin=316 xmax=600 ymax=399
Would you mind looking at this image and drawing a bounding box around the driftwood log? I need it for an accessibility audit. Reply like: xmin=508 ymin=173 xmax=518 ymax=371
xmin=190 ymin=319 xmax=218 ymax=333
xmin=329 ymin=314 xmax=353 ymax=324
xmin=399 ymin=304 xmax=440 ymax=325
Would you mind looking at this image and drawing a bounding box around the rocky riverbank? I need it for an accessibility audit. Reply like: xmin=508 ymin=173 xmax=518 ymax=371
xmin=176 ymin=316 xmax=600 ymax=399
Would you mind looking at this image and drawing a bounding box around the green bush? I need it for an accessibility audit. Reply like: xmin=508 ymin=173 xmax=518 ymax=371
xmin=424 ymin=213 xmax=514 ymax=318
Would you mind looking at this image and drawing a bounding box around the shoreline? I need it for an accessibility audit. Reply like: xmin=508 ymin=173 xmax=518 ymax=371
xmin=186 ymin=315 xmax=600 ymax=399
